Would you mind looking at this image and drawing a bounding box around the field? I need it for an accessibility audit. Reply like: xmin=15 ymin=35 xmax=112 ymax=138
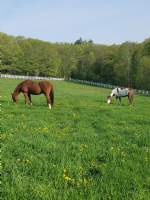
xmin=1 ymin=78 xmax=150 ymax=200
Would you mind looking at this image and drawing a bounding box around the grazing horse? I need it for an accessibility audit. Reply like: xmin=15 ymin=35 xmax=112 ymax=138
xmin=11 ymin=80 xmax=54 ymax=109
xmin=107 ymin=87 xmax=134 ymax=106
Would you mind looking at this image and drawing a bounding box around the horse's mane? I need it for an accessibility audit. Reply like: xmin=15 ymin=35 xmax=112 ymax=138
xmin=13 ymin=82 xmax=22 ymax=94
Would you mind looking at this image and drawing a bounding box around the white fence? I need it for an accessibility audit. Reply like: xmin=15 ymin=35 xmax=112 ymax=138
xmin=0 ymin=74 xmax=64 ymax=81
xmin=1 ymin=74 xmax=150 ymax=95
xmin=69 ymin=79 xmax=150 ymax=96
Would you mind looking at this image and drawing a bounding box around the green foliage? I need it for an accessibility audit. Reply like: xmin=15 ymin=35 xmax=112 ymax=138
xmin=0 ymin=32 xmax=150 ymax=90
xmin=2 ymin=79 xmax=150 ymax=200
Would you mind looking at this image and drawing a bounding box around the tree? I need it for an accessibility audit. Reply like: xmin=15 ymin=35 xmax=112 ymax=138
xmin=74 ymin=37 xmax=83 ymax=45
xmin=136 ymin=56 xmax=150 ymax=90
xmin=113 ymin=41 xmax=136 ymax=87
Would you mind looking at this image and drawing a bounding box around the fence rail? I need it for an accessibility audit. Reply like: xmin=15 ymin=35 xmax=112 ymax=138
xmin=69 ymin=78 xmax=150 ymax=95
xmin=0 ymin=74 xmax=64 ymax=81
xmin=1 ymin=74 xmax=150 ymax=95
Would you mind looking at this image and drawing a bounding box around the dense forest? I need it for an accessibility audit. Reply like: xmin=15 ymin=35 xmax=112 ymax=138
xmin=0 ymin=32 xmax=150 ymax=90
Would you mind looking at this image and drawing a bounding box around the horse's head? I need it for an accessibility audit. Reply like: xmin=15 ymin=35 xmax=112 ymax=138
xmin=11 ymin=93 xmax=18 ymax=103
xmin=107 ymin=95 xmax=112 ymax=104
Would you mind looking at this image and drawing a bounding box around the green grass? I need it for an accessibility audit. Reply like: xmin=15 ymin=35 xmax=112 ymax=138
xmin=1 ymin=78 xmax=150 ymax=200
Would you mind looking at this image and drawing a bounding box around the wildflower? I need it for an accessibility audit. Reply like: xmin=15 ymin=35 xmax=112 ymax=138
xmin=17 ymin=159 xmax=20 ymax=161
xmin=63 ymin=169 xmax=66 ymax=172
xmin=145 ymin=157 xmax=148 ymax=161
xmin=73 ymin=114 xmax=75 ymax=117
xmin=23 ymin=159 xmax=25 ymax=162
xmin=30 ymin=156 xmax=33 ymax=158
xmin=26 ymin=160 xmax=29 ymax=162
xmin=77 ymin=183 xmax=79 ymax=186
xmin=110 ymin=147 xmax=114 ymax=150
xmin=64 ymin=176 xmax=69 ymax=180
xmin=53 ymin=165 xmax=56 ymax=167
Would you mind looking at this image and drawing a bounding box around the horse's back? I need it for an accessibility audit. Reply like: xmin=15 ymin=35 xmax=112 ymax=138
xmin=20 ymin=80 xmax=52 ymax=95
xmin=117 ymin=88 xmax=129 ymax=97
xmin=39 ymin=81 xmax=52 ymax=92
xmin=21 ymin=80 xmax=41 ymax=94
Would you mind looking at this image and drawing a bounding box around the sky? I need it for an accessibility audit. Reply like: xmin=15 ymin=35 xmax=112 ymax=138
xmin=1 ymin=0 xmax=150 ymax=45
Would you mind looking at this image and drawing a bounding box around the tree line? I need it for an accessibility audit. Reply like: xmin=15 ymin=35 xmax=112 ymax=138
xmin=0 ymin=32 xmax=150 ymax=90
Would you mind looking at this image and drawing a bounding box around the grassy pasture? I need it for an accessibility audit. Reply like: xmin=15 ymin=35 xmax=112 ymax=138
xmin=1 ymin=78 xmax=150 ymax=200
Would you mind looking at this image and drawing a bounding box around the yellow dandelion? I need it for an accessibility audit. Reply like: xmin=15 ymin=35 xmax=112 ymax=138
xmin=63 ymin=169 xmax=66 ymax=172
xmin=64 ymin=176 xmax=69 ymax=180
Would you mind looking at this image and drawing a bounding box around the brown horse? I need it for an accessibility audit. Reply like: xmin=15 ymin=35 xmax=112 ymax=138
xmin=107 ymin=87 xmax=134 ymax=106
xmin=11 ymin=80 xmax=54 ymax=109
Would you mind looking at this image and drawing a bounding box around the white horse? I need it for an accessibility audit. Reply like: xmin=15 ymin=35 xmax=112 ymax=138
xmin=107 ymin=87 xmax=134 ymax=106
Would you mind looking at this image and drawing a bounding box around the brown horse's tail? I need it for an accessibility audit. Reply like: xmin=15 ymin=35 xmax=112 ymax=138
xmin=131 ymin=89 xmax=134 ymax=103
xmin=50 ymin=84 xmax=54 ymax=107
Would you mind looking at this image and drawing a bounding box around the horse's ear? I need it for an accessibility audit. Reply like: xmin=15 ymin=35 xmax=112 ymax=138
xmin=11 ymin=93 xmax=13 ymax=96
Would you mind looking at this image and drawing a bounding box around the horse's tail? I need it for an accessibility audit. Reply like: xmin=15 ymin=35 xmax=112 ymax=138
xmin=50 ymin=84 xmax=54 ymax=107
xmin=131 ymin=89 xmax=134 ymax=103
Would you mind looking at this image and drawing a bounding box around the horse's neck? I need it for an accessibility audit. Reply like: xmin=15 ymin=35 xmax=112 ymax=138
xmin=13 ymin=84 xmax=21 ymax=95
xmin=110 ymin=88 xmax=117 ymax=96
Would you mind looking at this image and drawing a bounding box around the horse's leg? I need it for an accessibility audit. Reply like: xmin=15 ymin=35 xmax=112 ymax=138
xmin=28 ymin=94 xmax=32 ymax=105
xmin=45 ymin=94 xmax=51 ymax=109
xmin=128 ymin=94 xmax=132 ymax=106
xmin=24 ymin=93 xmax=28 ymax=105
xmin=119 ymin=97 xmax=122 ymax=105
xmin=115 ymin=97 xmax=118 ymax=104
